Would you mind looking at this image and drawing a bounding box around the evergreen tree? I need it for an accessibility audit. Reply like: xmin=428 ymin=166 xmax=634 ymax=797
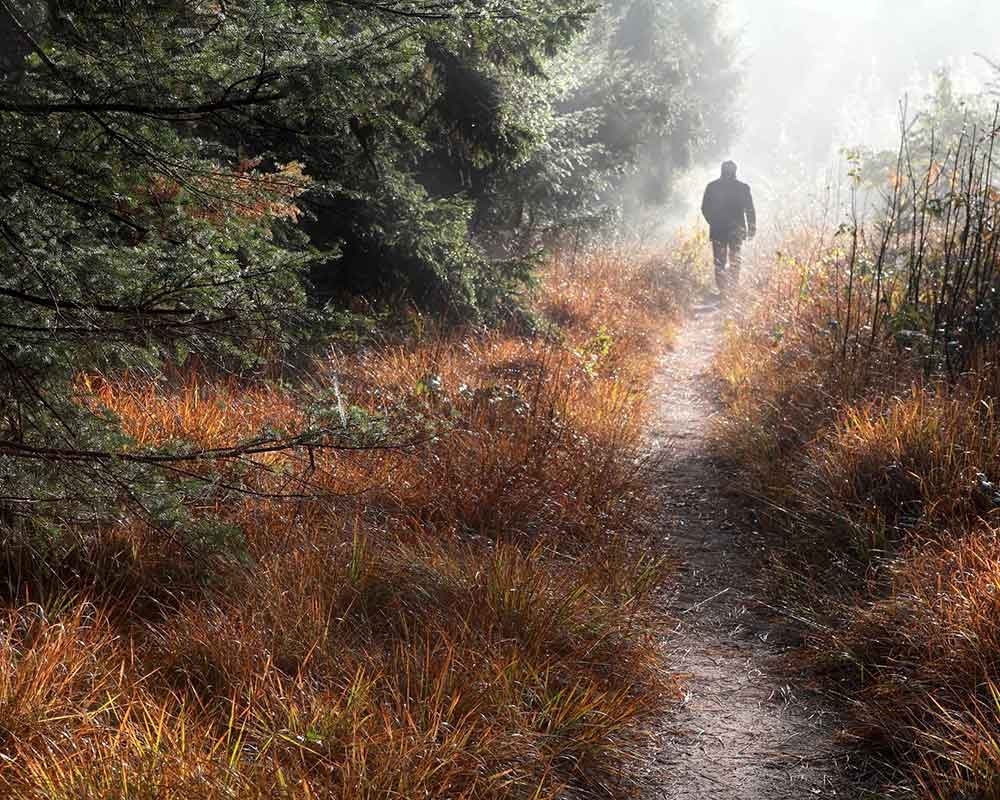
xmin=474 ymin=0 xmax=739 ymax=248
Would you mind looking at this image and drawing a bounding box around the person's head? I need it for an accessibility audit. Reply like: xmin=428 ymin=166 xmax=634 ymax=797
xmin=721 ymin=160 xmax=738 ymax=179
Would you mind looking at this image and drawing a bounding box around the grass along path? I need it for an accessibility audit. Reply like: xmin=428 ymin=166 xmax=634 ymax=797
xmin=646 ymin=299 xmax=863 ymax=799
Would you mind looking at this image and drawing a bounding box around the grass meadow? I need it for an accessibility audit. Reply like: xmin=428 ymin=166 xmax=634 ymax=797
xmin=0 ymin=240 xmax=709 ymax=799
xmin=714 ymin=123 xmax=1000 ymax=796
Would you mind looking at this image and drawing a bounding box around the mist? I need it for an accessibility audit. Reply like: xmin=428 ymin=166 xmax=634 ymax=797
xmin=719 ymin=0 xmax=1000 ymax=217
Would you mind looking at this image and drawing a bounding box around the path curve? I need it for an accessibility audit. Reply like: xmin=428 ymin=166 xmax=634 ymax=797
xmin=645 ymin=301 xmax=862 ymax=799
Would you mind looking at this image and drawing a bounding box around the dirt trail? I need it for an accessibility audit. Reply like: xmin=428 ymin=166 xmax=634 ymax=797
xmin=644 ymin=300 xmax=862 ymax=799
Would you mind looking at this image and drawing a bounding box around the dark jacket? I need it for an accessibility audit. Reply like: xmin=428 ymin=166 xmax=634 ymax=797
xmin=702 ymin=177 xmax=756 ymax=242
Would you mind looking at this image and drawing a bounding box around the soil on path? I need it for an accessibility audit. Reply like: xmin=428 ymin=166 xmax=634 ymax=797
xmin=644 ymin=300 xmax=864 ymax=799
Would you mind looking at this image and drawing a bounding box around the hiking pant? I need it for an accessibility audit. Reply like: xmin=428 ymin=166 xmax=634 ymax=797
xmin=712 ymin=238 xmax=743 ymax=290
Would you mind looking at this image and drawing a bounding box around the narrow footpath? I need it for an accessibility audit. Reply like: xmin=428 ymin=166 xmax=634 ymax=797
xmin=644 ymin=301 xmax=863 ymax=799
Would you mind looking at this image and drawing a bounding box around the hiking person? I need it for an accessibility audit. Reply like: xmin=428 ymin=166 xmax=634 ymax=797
xmin=701 ymin=161 xmax=756 ymax=294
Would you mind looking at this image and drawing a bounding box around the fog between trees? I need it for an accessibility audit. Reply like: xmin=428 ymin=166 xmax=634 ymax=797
xmin=714 ymin=0 xmax=1000 ymax=216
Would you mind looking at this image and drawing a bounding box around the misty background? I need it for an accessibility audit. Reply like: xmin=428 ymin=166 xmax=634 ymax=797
xmin=700 ymin=0 xmax=1000 ymax=223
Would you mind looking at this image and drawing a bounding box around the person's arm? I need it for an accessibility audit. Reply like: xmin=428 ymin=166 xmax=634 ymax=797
xmin=745 ymin=185 xmax=757 ymax=239
xmin=701 ymin=185 xmax=712 ymax=224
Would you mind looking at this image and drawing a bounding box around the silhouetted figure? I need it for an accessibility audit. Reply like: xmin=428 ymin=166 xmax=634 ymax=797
xmin=701 ymin=161 xmax=756 ymax=293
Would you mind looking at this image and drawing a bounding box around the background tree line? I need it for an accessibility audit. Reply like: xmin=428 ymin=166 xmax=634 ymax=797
xmin=0 ymin=0 xmax=736 ymax=537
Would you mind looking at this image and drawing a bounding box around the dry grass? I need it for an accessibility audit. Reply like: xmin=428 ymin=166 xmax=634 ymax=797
xmin=715 ymin=228 xmax=1000 ymax=795
xmin=0 ymin=242 xmax=708 ymax=798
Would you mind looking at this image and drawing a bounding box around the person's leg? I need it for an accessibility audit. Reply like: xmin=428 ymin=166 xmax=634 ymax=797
xmin=728 ymin=239 xmax=744 ymax=286
xmin=712 ymin=239 xmax=728 ymax=292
